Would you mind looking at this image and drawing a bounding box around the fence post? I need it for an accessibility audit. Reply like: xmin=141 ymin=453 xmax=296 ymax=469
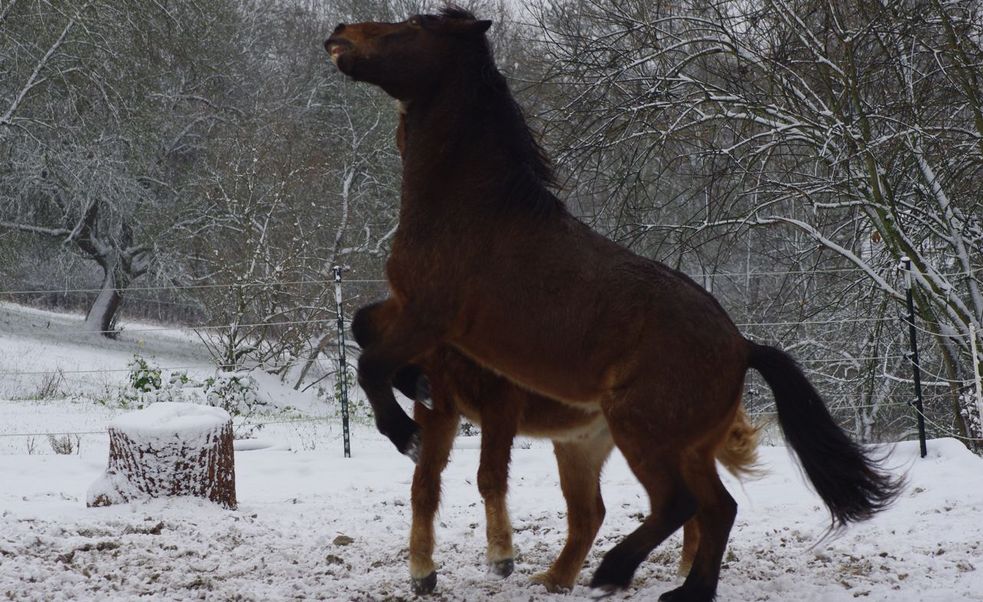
xmin=901 ymin=257 xmax=927 ymax=458
xmin=971 ymin=322 xmax=983 ymax=437
xmin=334 ymin=266 xmax=351 ymax=459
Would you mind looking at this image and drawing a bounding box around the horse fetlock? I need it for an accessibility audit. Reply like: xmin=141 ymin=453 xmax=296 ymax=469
xmin=411 ymin=571 xmax=437 ymax=596
xmin=409 ymin=554 xmax=437 ymax=594
xmin=488 ymin=557 xmax=514 ymax=578
xmin=530 ymin=570 xmax=574 ymax=593
xmin=676 ymin=556 xmax=694 ymax=577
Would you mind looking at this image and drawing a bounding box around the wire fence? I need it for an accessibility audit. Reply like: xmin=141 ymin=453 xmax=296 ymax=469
xmin=0 ymin=266 xmax=979 ymax=297
xmin=0 ymin=267 xmax=981 ymax=452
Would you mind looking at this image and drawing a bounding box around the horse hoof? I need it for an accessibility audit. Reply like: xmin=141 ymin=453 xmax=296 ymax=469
xmin=415 ymin=375 xmax=433 ymax=408
xmin=589 ymin=559 xmax=632 ymax=593
xmin=589 ymin=584 xmax=620 ymax=600
xmin=489 ymin=558 xmax=514 ymax=578
xmin=658 ymin=584 xmax=715 ymax=602
xmin=411 ymin=571 xmax=437 ymax=595
xmin=403 ymin=430 xmax=422 ymax=464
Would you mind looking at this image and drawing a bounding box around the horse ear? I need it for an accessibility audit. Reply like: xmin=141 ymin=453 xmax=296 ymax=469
xmin=475 ymin=20 xmax=492 ymax=33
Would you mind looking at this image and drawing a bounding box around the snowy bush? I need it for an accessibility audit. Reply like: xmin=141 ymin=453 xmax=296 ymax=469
xmin=958 ymin=391 xmax=982 ymax=442
xmin=110 ymin=356 xmax=271 ymax=437
xmin=204 ymin=373 xmax=268 ymax=416
xmin=128 ymin=356 xmax=161 ymax=394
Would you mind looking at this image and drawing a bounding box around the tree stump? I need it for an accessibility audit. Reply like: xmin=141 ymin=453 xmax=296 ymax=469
xmin=87 ymin=402 xmax=237 ymax=509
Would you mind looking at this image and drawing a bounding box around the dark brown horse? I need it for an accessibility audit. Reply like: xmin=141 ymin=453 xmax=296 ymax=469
xmin=325 ymin=8 xmax=901 ymax=601
xmin=352 ymin=305 xmax=761 ymax=594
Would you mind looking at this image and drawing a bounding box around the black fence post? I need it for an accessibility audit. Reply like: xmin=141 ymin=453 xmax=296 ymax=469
xmin=334 ymin=266 xmax=351 ymax=458
xmin=902 ymin=256 xmax=928 ymax=458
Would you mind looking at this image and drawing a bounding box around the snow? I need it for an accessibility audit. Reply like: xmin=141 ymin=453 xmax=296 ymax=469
xmin=110 ymin=403 xmax=231 ymax=439
xmin=2 ymin=303 xmax=983 ymax=601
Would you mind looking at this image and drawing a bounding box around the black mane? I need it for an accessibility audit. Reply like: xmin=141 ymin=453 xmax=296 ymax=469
xmin=439 ymin=6 xmax=477 ymax=20
xmin=439 ymin=6 xmax=558 ymax=193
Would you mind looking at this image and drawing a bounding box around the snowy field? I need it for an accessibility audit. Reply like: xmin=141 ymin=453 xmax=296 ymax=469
xmin=1 ymin=303 xmax=982 ymax=601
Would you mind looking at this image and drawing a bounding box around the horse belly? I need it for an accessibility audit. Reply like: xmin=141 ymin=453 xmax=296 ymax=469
xmin=451 ymin=325 xmax=614 ymax=406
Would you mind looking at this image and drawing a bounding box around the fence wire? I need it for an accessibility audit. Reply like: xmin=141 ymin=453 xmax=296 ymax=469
xmin=1 ymin=271 xmax=981 ymax=451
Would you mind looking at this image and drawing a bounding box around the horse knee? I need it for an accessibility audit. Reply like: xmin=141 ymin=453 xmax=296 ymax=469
xmin=350 ymin=305 xmax=375 ymax=347
xmin=357 ymin=353 xmax=391 ymax=387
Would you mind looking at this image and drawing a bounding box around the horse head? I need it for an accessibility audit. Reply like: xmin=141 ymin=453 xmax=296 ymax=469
xmin=324 ymin=8 xmax=492 ymax=101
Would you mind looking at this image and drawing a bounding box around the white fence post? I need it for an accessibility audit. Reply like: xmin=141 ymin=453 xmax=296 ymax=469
xmin=970 ymin=322 xmax=983 ymax=437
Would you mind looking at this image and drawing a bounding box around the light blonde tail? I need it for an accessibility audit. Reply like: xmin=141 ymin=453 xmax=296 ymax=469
xmin=716 ymin=404 xmax=763 ymax=479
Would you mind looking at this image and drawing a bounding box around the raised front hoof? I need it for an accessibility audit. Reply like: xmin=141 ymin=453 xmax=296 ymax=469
xmin=489 ymin=558 xmax=514 ymax=578
xmin=530 ymin=571 xmax=572 ymax=594
xmin=415 ymin=375 xmax=433 ymax=409
xmin=658 ymin=584 xmax=716 ymax=602
xmin=411 ymin=571 xmax=437 ymax=596
xmin=400 ymin=428 xmax=422 ymax=464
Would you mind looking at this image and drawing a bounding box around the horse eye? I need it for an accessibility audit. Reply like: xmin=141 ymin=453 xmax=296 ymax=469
xmin=409 ymin=16 xmax=422 ymax=28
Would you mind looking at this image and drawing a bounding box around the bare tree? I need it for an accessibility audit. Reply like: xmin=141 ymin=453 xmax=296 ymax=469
xmin=0 ymin=0 xmax=241 ymax=334
xmin=533 ymin=0 xmax=983 ymax=441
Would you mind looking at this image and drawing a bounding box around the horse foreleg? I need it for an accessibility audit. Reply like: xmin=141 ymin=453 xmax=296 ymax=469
xmin=531 ymin=427 xmax=613 ymax=592
xmin=352 ymin=300 xmax=443 ymax=461
xmin=476 ymin=393 xmax=520 ymax=578
xmin=409 ymin=401 xmax=459 ymax=595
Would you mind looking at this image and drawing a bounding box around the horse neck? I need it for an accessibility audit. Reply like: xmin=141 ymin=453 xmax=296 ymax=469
xmin=400 ymin=84 xmax=505 ymax=191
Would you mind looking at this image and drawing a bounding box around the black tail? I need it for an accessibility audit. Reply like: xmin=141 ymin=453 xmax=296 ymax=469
xmin=748 ymin=342 xmax=903 ymax=529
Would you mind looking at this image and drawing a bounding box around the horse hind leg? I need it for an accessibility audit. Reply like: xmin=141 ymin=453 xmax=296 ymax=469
xmin=678 ymin=519 xmax=700 ymax=577
xmin=476 ymin=396 xmax=521 ymax=578
xmin=589 ymin=455 xmax=696 ymax=594
xmin=531 ymin=427 xmax=613 ymax=592
xmin=408 ymin=401 xmax=459 ymax=595
xmin=660 ymin=452 xmax=736 ymax=602
xmin=678 ymin=402 xmax=757 ymax=578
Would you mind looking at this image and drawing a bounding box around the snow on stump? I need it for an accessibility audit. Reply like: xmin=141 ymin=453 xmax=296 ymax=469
xmin=87 ymin=402 xmax=237 ymax=509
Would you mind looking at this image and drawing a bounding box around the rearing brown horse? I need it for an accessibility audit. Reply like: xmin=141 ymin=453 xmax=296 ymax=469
xmin=325 ymin=8 xmax=901 ymax=601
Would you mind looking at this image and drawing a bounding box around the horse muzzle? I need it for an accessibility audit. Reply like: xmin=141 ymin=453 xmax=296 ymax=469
xmin=324 ymin=37 xmax=353 ymax=67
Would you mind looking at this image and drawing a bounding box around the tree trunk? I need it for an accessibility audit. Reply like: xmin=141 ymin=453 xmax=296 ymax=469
xmin=83 ymin=260 xmax=125 ymax=336
xmin=87 ymin=402 xmax=237 ymax=509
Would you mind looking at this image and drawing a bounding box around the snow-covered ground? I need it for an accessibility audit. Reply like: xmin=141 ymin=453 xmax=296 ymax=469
xmin=1 ymin=303 xmax=981 ymax=601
